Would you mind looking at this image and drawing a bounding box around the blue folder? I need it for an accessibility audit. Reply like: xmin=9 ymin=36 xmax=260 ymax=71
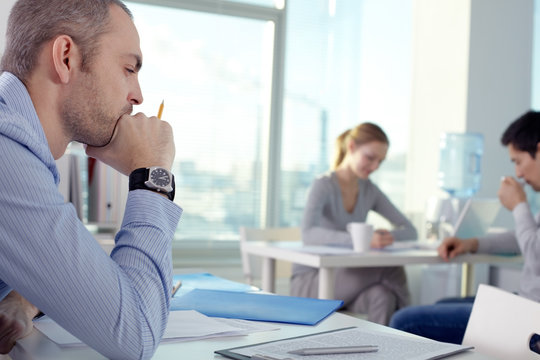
xmin=172 ymin=273 xmax=257 ymax=297
xmin=170 ymin=289 xmax=344 ymax=325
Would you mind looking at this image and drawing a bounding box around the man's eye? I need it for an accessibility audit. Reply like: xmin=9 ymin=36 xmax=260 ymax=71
xmin=126 ymin=68 xmax=135 ymax=74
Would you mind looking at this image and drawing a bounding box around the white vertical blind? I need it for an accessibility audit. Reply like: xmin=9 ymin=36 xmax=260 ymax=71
xmin=125 ymin=0 xmax=413 ymax=240
xmin=127 ymin=1 xmax=280 ymax=240
xmin=279 ymin=0 xmax=413 ymax=226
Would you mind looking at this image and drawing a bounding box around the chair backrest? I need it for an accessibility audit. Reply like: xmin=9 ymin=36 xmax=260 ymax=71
xmin=239 ymin=227 xmax=301 ymax=286
xmin=462 ymin=284 xmax=540 ymax=359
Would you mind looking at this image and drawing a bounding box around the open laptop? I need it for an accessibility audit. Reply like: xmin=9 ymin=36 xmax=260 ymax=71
xmin=452 ymin=198 xmax=501 ymax=238
xmin=386 ymin=198 xmax=500 ymax=251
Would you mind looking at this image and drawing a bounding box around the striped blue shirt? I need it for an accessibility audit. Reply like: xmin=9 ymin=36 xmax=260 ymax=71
xmin=0 ymin=72 xmax=182 ymax=359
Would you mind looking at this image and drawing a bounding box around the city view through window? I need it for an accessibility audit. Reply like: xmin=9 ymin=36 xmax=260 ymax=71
xmin=126 ymin=0 xmax=412 ymax=241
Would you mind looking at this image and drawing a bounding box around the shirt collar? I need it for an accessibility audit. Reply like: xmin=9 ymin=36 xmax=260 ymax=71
xmin=0 ymin=71 xmax=59 ymax=184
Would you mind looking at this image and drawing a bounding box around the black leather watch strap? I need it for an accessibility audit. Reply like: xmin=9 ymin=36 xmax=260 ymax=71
xmin=129 ymin=168 xmax=175 ymax=201
xmin=33 ymin=311 xmax=45 ymax=320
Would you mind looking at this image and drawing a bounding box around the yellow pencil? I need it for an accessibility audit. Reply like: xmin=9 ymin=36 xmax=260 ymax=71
xmin=157 ymin=100 xmax=164 ymax=119
xmin=172 ymin=280 xmax=182 ymax=296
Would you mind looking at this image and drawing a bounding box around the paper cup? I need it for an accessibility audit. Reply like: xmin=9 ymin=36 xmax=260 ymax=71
xmin=347 ymin=222 xmax=374 ymax=252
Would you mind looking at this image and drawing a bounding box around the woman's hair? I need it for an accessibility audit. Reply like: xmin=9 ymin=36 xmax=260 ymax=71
xmin=1 ymin=0 xmax=132 ymax=83
xmin=332 ymin=122 xmax=389 ymax=170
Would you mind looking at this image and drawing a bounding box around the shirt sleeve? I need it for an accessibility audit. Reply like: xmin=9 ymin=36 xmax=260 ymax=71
xmin=0 ymin=281 xmax=10 ymax=301
xmin=301 ymin=177 xmax=351 ymax=246
xmin=513 ymin=201 xmax=540 ymax=255
xmin=371 ymin=184 xmax=418 ymax=241
xmin=0 ymin=136 xmax=182 ymax=360
xmin=476 ymin=202 xmax=534 ymax=255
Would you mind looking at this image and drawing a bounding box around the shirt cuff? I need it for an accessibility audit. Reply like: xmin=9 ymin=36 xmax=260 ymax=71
xmin=512 ymin=201 xmax=530 ymax=219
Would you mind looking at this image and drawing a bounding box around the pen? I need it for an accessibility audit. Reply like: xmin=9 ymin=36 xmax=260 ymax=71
xmin=172 ymin=280 xmax=182 ymax=297
xmin=157 ymin=100 xmax=164 ymax=119
xmin=288 ymin=345 xmax=379 ymax=355
xmin=251 ymin=355 xmax=293 ymax=360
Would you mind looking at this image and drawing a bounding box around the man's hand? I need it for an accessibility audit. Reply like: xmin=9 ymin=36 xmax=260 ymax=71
xmin=371 ymin=229 xmax=394 ymax=249
xmin=438 ymin=236 xmax=478 ymax=261
xmin=0 ymin=291 xmax=39 ymax=354
xmin=498 ymin=176 xmax=526 ymax=211
xmin=85 ymin=113 xmax=176 ymax=175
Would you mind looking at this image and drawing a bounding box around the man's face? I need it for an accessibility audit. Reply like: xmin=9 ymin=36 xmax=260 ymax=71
xmin=508 ymin=143 xmax=540 ymax=191
xmin=62 ymin=5 xmax=143 ymax=147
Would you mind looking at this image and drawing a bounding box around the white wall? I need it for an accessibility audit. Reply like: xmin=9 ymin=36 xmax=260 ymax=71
xmin=406 ymin=0 xmax=534 ymax=219
xmin=0 ymin=0 xmax=15 ymax=57
xmin=406 ymin=0 xmax=472 ymax=217
xmin=467 ymin=0 xmax=534 ymax=197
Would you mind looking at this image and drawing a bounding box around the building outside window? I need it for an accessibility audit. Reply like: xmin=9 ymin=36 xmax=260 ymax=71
xmin=125 ymin=0 xmax=412 ymax=242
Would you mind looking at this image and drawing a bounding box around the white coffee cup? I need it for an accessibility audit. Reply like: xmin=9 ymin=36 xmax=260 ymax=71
xmin=346 ymin=222 xmax=374 ymax=252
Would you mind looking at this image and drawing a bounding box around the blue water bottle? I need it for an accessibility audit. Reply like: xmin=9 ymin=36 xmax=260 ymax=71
xmin=438 ymin=132 xmax=484 ymax=198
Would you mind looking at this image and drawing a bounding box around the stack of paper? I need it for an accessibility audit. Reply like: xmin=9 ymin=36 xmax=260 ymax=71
xmin=217 ymin=326 xmax=473 ymax=360
xmin=34 ymin=310 xmax=279 ymax=347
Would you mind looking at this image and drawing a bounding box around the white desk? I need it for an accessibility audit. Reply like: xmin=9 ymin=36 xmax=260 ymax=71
xmin=241 ymin=241 xmax=523 ymax=299
xmin=11 ymin=312 xmax=495 ymax=359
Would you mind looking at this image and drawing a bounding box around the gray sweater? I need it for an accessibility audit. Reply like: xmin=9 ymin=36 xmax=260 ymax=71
xmin=477 ymin=201 xmax=540 ymax=302
xmin=293 ymin=172 xmax=417 ymax=276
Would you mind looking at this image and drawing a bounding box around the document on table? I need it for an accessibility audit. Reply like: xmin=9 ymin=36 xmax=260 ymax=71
xmin=382 ymin=240 xmax=440 ymax=252
xmin=297 ymin=242 xmax=439 ymax=255
xmin=172 ymin=272 xmax=258 ymax=298
xmin=298 ymin=245 xmax=355 ymax=255
xmin=33 ymin=310 xmax=278 ymax=347
xmin=216 ymin=326 xmax=473 ymax=360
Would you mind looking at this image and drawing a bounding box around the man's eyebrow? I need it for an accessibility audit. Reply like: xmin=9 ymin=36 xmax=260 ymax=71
xmin=134 ymin=54 xmax=142 ymax=71
xmin=127 ymin=53 xmax=142 ymax=71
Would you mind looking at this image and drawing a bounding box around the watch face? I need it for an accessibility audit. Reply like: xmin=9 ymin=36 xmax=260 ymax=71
xmin=150 ymin=168 xmax=171 ymax=187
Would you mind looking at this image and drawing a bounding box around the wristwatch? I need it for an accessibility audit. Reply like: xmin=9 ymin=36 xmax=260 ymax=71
xmin=129 ymin=167 xmax=175 ymax=201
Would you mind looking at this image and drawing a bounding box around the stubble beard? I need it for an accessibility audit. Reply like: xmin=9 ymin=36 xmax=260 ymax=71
xmin=61 ymin=73 xmax=130 ymax=147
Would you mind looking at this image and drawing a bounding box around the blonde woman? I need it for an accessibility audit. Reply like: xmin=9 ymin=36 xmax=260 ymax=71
xmin=290 ymin=122 xmax=417 ymax=325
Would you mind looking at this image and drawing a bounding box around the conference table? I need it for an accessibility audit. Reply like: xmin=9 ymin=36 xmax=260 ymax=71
xmin=241 ymin=241 xmax=523 ymax=299
xmin=10 ymin=310 xmax=496 ymax=359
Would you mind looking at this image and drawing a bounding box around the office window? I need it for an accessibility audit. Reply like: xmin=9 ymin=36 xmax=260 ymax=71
xmin=126 ymin=0 xmax=412 ymax=241
xmin=229 ymin=0 xmax=282 ymax=7
xmin=127 ymin=1 xmax=277 ymax=240
xmin=528 ymin=0 xmax=540 ymax=213
xmin=533 ymin=0 xmax=540 ymax=111
xmin=280 ymin=0 xmax=413 ymax=226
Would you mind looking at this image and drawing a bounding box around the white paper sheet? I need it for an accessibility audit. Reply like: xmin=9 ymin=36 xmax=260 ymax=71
xmin=33 ymin=310 xmax=279 ymax=347
xmin=228 ymin=327 xmax=472 ymax=360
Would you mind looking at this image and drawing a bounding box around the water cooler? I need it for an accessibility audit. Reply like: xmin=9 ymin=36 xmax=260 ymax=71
xmin=420 ymin=132 xmax=484 ymax=304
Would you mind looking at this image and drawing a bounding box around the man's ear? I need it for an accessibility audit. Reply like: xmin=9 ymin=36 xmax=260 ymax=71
xmin=52 ymin=35 xmax=78 ymax=84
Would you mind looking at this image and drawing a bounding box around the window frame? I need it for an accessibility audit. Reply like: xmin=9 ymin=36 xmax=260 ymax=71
xmin=126 ymin=0 xmax=286 ymax=229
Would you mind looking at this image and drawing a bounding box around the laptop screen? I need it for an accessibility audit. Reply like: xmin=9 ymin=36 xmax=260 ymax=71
xmin=452 ymin=198 xmax=501 ymax=238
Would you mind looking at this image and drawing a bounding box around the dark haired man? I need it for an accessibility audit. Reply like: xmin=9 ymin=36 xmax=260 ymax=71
xmin=390 ymin=110 xmax=540 ymax=344
xmin=0 ymin=1 xmax=181 ymax=358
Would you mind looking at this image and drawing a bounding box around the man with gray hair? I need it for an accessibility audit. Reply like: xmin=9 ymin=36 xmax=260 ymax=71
xmin=0 ymin=1 xmax=181 ymax=358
